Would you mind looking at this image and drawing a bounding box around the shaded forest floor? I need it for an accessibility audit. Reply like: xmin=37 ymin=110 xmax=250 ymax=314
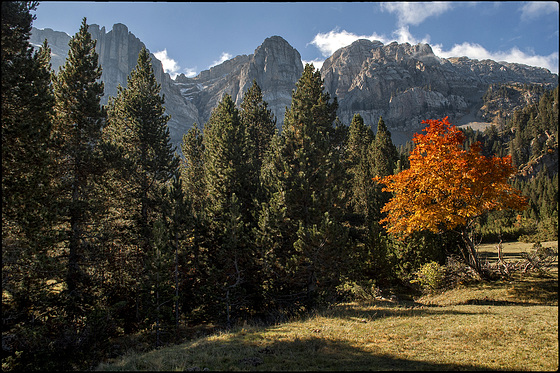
xmin=96 ymin=241 xmax=558 ymax=371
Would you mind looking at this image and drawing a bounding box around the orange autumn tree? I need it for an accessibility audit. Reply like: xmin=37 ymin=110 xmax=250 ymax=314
xmin=374 ymin=117 xmax=527 ymax=275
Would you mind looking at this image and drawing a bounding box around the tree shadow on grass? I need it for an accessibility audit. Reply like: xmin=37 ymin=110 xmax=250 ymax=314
xmin=177 ymin=333 xmax=490 ymax=371
xmin=325 ymin=301 xmax=485 ymax=322
xmin=505 ymin=275 xmax=558 ymax=305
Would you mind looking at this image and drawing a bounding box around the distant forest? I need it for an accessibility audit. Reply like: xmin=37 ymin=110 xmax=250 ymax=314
xmin=2 ymin=3 xmax=558 ymax=371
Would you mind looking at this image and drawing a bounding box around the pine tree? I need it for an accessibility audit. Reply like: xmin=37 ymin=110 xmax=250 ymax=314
xmin=2 ymin=3 xmax=56 ymax=252
xmin=180 ymin=123 xmax=206 ymax=214
xmin=203 ymin=94 xmax=248 ymax=220
xmin=346 ymin=113 xmax=375 ymax=218
xmin=167 ymin=172 xmax=191 ymax=335
xmin=52 ymin=17 xmax=106 ymax=318
xmin=1 ymin=3 xmax=61 ymax=368
xmin=240 ymin=80 xmax=277 ymax=216
xmin=104 ymin=46 xmax=179 ymax=329
xmin=241 ymin=79 xmax=276 ymax=173
xmin=371 ymin=116 xmax=399 ymax=177
xmin=202 ymin=94 xmax=255 ymax=323
xmin=368 ymin=116 xmax=399 ymax=221
xmin=259 ymin=64 xmax=348 ymax=307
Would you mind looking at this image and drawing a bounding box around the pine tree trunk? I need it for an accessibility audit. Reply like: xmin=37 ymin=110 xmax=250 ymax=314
xmin=67 ymin=165 xmax=82 ymax=318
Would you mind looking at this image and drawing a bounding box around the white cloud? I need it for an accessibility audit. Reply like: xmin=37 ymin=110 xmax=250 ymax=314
xmin=154 ymin=49 xmax=181 ymax=78
xmin=309 ymin=28 xmax=389 ymax=57
xmin=432 ymin=42 xmax=559 ymax=73
xmin=392 ymin=26 xmax=430 ymax=45
xmin=302 ymin=59 xmax=326 ymax=70
xmin=380 ymin=2 xmax=453 ymax=26
xmin=520 ymin=1 xmax=559 ymax=21
xmin=209 ymin=52 xmax=233 ymax=68
xmin=309 ymin=27 xmax=430 ymax=57
xmin=182 ymin=67 xmax=197 ymax=78
xmin=154 ymin=49 xmax=198 ymax=79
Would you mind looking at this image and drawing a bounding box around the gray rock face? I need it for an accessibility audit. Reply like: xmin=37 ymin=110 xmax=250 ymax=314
xmin=321 ymin=39 xmax=558 ymax=142
xmin=31 ymin=25 xmax=557 ymax=148
xmin=175 ymin=35 xmax=303 ymax=127
xmin=31 ymin=24 xmax=200 ymax=148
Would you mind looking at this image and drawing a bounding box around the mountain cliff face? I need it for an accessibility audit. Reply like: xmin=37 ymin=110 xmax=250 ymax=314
xmin=30 ymin=24 xmax=200 ymax=146
xmin=174 ymin=36 xmax=303 ymax=126
xmin=321 ymin=39 xmax=557 ymax=142
xmin=31 ymin=25 xmax=558 ymax=148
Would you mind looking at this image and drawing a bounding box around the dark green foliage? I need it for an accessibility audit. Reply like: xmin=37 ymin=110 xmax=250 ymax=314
xmin=200 ymin=94 xmax=257 ymax=323
xmin=371 ymin=117 xmax=399 ymax=178
xmin=1 ymin=2 xmax=62 ymax=370
xmin=52 ymin=16 xmax=106 ymax=320
xmin=346 ymin=114 xmax=375 ymax=219
xmin=104 ymin=46 xmax=180 ymax=334
xmin=180 ymin=123 xmax=206 ymax=214
xmin=258 ymin=64 xmax=348 ymax=308
xmin=241 ymin=79 xmax=277 ymax=211
xmin=464 ymin=86 xmax=558 ymax=242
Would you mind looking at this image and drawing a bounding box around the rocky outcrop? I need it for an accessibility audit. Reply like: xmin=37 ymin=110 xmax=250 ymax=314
xmin=28 ymin=27 xmax=70 ymax=70
xmin=31 ymin=25 xmax=557 ymax=148
xmin=175 ymin=35 xmax=303 ymax=127
xmin=320 ymin=39 xmax=557 ymax=141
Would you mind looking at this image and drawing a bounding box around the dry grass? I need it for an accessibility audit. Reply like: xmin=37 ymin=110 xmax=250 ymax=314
xmin=97 ymin=241 xmax=558 ymax=371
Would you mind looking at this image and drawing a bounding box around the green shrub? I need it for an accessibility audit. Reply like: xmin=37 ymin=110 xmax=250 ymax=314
xmin=335 ymin=279 xmax=377 ymax=301
xmin=411 ymin=261 xmax=446 ymax=294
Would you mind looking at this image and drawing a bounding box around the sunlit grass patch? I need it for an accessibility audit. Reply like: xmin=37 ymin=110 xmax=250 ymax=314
xmin=97 ymin=267 xmax=558 ymax=371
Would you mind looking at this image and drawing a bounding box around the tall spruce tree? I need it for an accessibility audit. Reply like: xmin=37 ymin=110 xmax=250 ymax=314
xmin=202 ymin=94 xmax=255 ymax=323
xmin=259 ymin=64 xmax=348 ymax=307
xmin=180 ymin=123 xmax=206 ymax=214
xmin=368 ymin=116 xmax=399 ymax=220
xmin=104 ymin=46 xmax=179 ymax=329
xmin=203 ymin=94 xmax=248 ymax=220
xmin=371 ymin=117 xmax=399 ymax=177
xmin=52 ymin=17 xmax=105 ymax=318
xmin=241 ymin=79 xmax=277 ymax=182
xmin=1 ymin=3 xmax=62 ymax=369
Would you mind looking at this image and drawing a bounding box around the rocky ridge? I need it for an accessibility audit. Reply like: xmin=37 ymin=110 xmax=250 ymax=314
xmin=174 ymin=35 xmax=303 ymax=127
xmin=321 ymin=39 xmax=557 ymax=143
xmin=31 ymin=25 xmax=558 ymax=148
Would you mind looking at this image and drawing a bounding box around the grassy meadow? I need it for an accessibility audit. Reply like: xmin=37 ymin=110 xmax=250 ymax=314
xmin=96 ymin=241 xmax=558 ymax=371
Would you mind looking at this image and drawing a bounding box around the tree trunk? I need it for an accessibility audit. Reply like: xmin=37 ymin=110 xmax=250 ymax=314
xmin=461 ymin=230 xmax=482 ymax=276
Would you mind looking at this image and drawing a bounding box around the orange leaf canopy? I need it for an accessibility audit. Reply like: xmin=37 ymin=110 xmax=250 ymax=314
xmin=375 ymin=117 xmax=527 ymax=237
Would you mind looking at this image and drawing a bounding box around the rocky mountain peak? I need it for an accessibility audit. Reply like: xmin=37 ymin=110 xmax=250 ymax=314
xmin=175 ymin=35 xmax=302 ymax=128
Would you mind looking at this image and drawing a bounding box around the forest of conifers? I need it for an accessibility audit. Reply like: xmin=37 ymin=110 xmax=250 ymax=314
xmin=2 ymin=2 xmax=558 ymax=370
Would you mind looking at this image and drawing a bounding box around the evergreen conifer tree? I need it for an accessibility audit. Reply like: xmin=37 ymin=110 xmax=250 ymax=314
xmin=241 ymin=79 xmax=277 ymax=190
xmin=259 ymin=64 xmax=348 ymax=307
xmin=371 ymin=117 xmax=399 ymax=177
xmin=104 ymin=46 xmax=179 ymax=328
xmin=180 ymin=123 xmax=206 ymax=214
xmin=202 ymin=94 xmax=255 ymax=322
xmin=52 ymin=17 xmax=105 ymax=318
xmin=1 ymin=3 xmax=62 ymax=368
xmin=346 ymin=114 xmax=375 ymax=218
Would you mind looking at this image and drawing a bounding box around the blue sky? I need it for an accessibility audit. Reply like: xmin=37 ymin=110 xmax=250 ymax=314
xmin=32 ymin=2 xmax=559 ymax=77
